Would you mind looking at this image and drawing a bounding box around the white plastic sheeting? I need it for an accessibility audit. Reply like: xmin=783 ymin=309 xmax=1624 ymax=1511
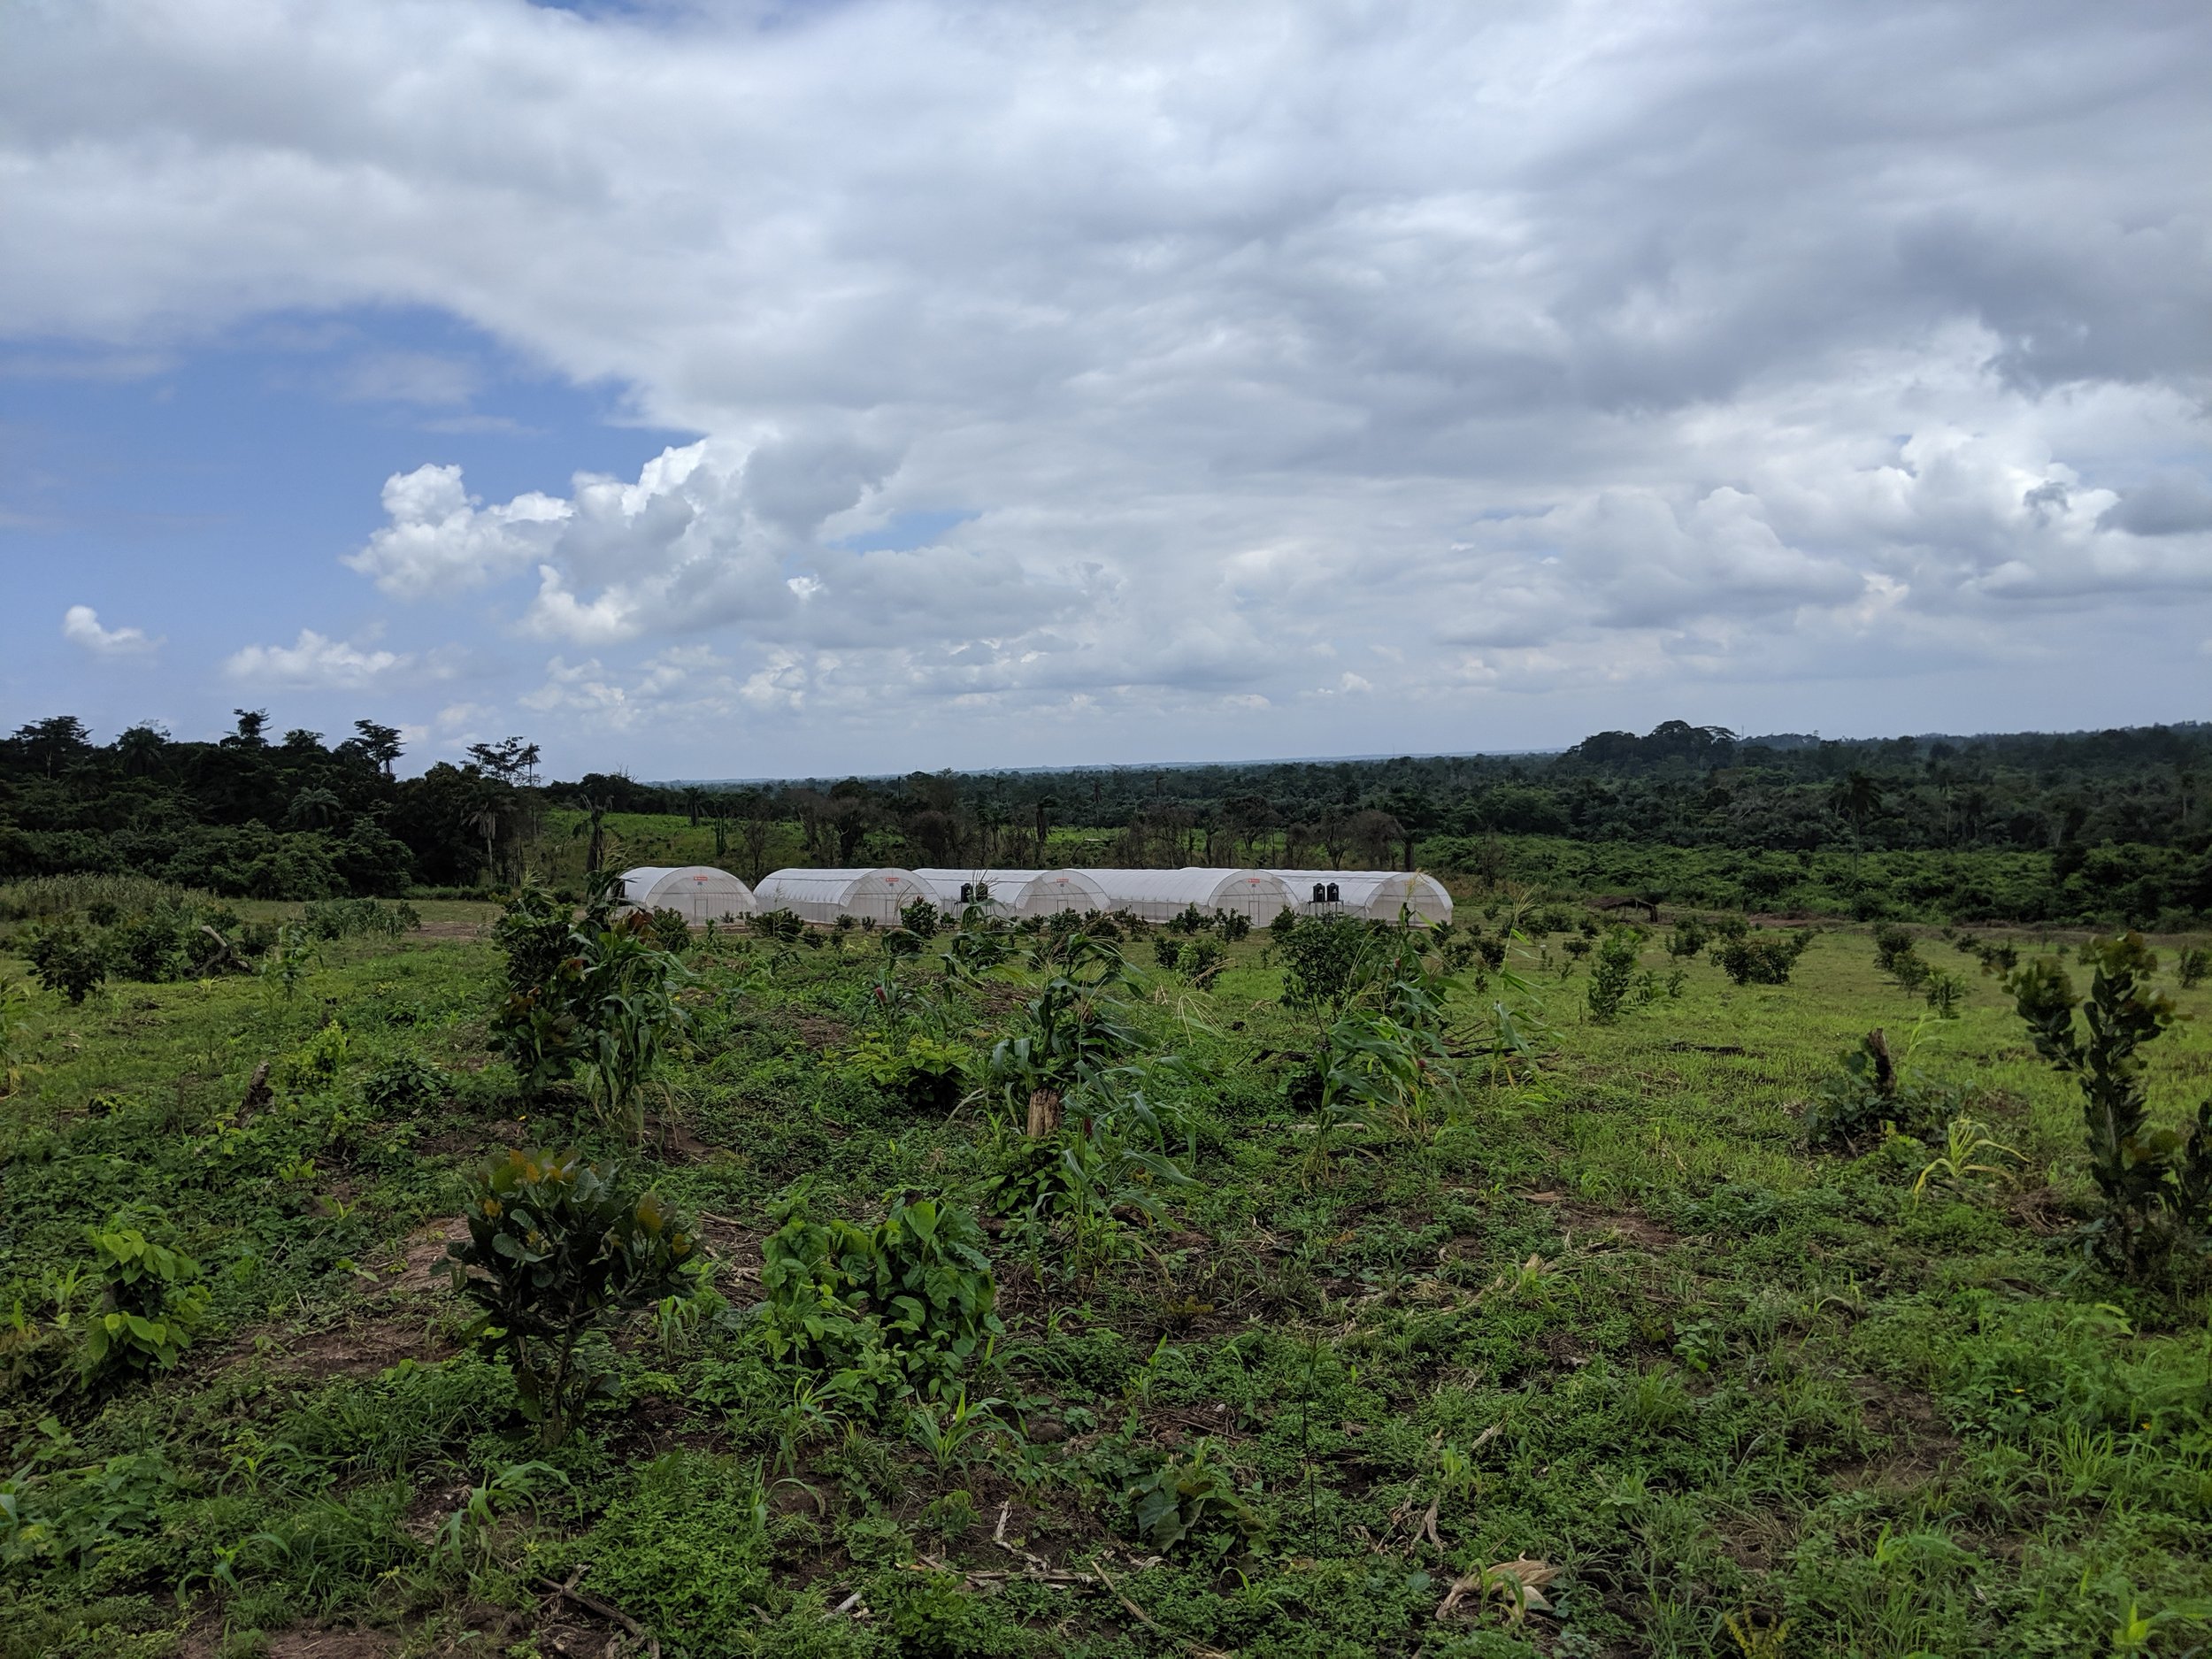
xmin=616 ymin=866 xmax=757 ymax=925
xmin=913 ymin=868 xmax=1118 ymax=920
xmin=1271 ymin=869 xmax=1453 ymax=926
xmin=1027 ymin=869 xmax=1113 ymax=918
xmin=911 ymin=869 xmax=1041 ymax=918
xmin=754 ymin=867 xmax=927 ymax=926
xmin=1080 ymin=867 xmax=1294 ymax=925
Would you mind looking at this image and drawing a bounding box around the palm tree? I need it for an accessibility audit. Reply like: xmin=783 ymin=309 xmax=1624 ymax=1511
xmin=115 ymin=724 xmax=167 ymax=779
xmin=284 ymin=787 xmax=342 ymax=831
xmin=1828 ymin=770 xmax=1885 ymax=886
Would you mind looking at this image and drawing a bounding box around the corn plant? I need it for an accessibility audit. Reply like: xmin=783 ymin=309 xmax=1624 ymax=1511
xmin=432 ymin=1461 xmax=570 ymax=1576
xmin=257 ymin=922 xmax=318 ymax=1003
xmin=986 ymin=933 xmax=1146 ymax=1137
xmin=905 ymin=1386 xmax=1007 ymax=1472
xmin=1912 ymin=1116 xmax=2025 ymax=1202
xmin=448 ymin=1148 xmax=697 ymax=1444
xmin=574 ymin=916 xmax=690 ymax=1139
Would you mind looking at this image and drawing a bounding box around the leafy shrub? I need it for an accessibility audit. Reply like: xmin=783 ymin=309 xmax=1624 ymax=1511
xmin=359 ymin=1050 xmax=444 ymax=1115
xmin=1805 ymin=1029 xmax=1955 ymax=1149
xmin=751 ymin=908 xmax=804 ymax=942
xmin=1277 ymin=915 xmax=1371 ymax=1014
xmin=646 ymin=907 xmax=692 ymax=952
xmin=2178 ymin=946 xmax=2211 ymax=990
xmin=1586 ymin=926 xmax=1647 ymax=1024
xmin=758 ymin=1190 xmax=1002 ymax=1403
xmin=448 ymin=1148 xmax=697 ymax=1442
xmin=2008 ymin=934 xmax=2212 ymax=1280
xmin=1872 ymin=923 xmax=1924 ymax=986
xmin=1711 ymin=929 xmax=1813 ymax=986
xmin=899 ymin=896 xmax=942 ymax=937
xmin=1664 ymin=917 xmax=1709 ymax=960
xmin=1168 ymin=942 xmax=1221 ymax=982
xmin=838 ymin=1034 xmax=972 ymax=1113
xmin=79 ymin=1224 xmax=211 ymax=1387
xmin=25 ymin=921 xmax=106 ymax=1004
xmin=274 ymin=1020 xmax=349 ymax=1094
xmin=1125 ymin=1440 xmax=1265 ymax=1557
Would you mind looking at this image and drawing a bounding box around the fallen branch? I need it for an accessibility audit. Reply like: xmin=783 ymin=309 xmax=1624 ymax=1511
xmin=541 ymin=1575 xmax=661 ymax=1659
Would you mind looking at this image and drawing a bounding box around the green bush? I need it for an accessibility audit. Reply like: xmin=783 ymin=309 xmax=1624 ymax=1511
xmin=758 ymin=1190 xmax=1002 ymax=1403
xmin=448 ymin=1148 xmax=697 ymax=1442
xmin=1586 ymin=926 xmax=1647 ymax=1024
xmin=838 ymin=1034 xmax=972 ymax=1113
xmin=24 ymin=921 xmax=106 ymax=1005
xmin=79 ymin=1224 xmax=211 ymax=1387
xmin=359 ymin=1050 xmax=444 ymax=1115
xmin=1125 ymin=1440 xmax=1265 ymax=1558
xmin=1711 ymin=929 xmax=1812 ymax=986
xmin=1805 ymin=1029 xmax=1955 ymax=1149
xmin=2008 ymin=934 xmax=2212 ymax=1281
xmin=1277 ymin=915 xmax=1371 ymax=1014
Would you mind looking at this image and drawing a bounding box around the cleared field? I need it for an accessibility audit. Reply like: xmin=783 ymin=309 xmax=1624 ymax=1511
xmin=2 ymin=910 xmax=2208 ymax=1657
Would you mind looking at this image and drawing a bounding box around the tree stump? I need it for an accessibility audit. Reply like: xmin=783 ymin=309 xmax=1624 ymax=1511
xmin=1025 ymin=1088 xmax=1063 ymax=1139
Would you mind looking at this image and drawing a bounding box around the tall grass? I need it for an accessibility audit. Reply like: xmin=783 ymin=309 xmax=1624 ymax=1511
xmin=0 ymin=873 xmax=216 ymax=922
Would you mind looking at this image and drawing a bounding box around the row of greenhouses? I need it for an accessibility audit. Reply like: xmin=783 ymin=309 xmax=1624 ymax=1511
xmin=617 ymin=864 xmax=1452 ymax=927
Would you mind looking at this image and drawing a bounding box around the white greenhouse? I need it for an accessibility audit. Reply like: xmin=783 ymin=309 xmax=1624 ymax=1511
xmin=616 ymin=866 xmax=757 ymax=926
xmin=754 ymin=867 xmax=928 ymax=926
xmin=1082 ymin=868 xmax=1294 ymax=925
xmin=1271 ymin=869 xmax=1454 ymax=926
xmin=911 ymin=869 xmax=1041 ymax=918
xmin=1026 ymin=868 xmax=1113 ymax=918
xmin=913 ymin=868 xmax=1118 ymax=920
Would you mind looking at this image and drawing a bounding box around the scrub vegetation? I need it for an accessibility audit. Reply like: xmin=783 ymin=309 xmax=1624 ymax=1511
xmin=4 ymin=887 xmax=2210 ymax=1657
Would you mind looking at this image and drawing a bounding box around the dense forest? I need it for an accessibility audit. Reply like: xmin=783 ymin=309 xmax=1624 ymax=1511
xmin=4 ymin=712 xmax=2208 ymax=926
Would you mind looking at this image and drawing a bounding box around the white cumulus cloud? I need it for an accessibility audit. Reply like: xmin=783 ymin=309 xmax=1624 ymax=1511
xmin=225 ymin=629 xmax=411 ymax=689
xmin=61 ymin=604 xmax=159 ymax=657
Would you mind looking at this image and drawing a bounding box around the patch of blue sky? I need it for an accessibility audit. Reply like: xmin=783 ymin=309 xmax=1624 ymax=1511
xmin=0 ymin=303 xmax=689 ymax=735
xmin=834 ymin=509 xmax=978 ymax=553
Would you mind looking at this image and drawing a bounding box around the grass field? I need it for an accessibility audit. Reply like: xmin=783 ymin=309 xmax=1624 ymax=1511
xmin=3 ymin=906 xmax=2210 ymax=1657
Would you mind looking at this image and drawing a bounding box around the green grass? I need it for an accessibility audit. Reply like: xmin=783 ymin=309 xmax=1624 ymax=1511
xmin=3 ymin=915 xmax=2210 ymax=1657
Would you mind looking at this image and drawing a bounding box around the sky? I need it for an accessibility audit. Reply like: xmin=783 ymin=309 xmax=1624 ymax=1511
xmin=3 ymin=0 xmax=2208 ymax=780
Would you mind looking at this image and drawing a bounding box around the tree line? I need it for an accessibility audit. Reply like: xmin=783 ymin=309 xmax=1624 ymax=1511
xmin=3 ymin=712 xmax=2207 ymax=923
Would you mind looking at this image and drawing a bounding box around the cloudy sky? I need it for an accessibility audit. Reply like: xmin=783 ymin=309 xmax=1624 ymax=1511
xmin=4 ymin=0 xmax=2208 ymax=778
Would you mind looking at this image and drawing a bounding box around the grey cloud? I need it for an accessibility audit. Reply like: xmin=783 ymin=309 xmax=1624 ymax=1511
xmin=2098 ymin=476 xmax=2212 ymax=538
xmin=5 ymin=0 xmax=2212 ymax=767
